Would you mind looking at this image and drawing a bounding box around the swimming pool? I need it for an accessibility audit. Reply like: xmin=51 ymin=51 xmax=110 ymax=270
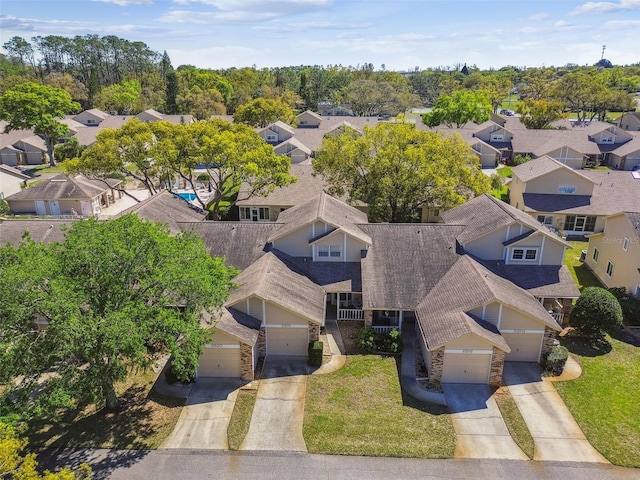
xmin=175 ymin=192 xmax=197 ymax=201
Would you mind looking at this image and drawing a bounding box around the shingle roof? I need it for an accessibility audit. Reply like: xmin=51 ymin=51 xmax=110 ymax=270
xmin=5 ymin=174 xmax=122 ymax=201
xmin=226 ymin=251 xmax=325 ymax=324
xmin=179 ymin=221 xmax=281 ymax=270
xmin=0 ymin=164 xmax=29 ymax=180
xmin=201 ymin=307 xmax=261 ymax=345
xmin=521 ymin=171 xmax=640 ymax=216
xmin=623 ymin=211 xmax=640 ymax=241
xmin=478 ymin=260 xmax=580 ymax=298
xmin=441 ymin=193 xmax=563 ymax=246
xmin=416 ymin=255 xmax=561 ymax=350
xmin=0 ymin=219 xmax=72 ymax=245
xmin=358 ymin=224 xmax=463 ymax=310
xmin=117 ymin=191 xmax=207 ymax=233
xmin=512 ymin=155 xmax=596 ymax=183
xmin=268 ymin=192 xmax=371 ymax=246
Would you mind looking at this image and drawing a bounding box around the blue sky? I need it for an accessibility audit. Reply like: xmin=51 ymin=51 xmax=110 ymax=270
xmin=1 ymin=0 xmax=639 ymax=71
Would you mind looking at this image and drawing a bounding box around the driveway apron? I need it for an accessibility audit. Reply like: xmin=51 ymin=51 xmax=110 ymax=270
xmin=443 ymin=384 xmax=528 ymax=460
xmin=161 ymin=378 xmax=242 ymax=450
xmin=240 ymin=357 xmax=308 ymax=452
xmin=503 ymin=362 xmax=609 ymax=463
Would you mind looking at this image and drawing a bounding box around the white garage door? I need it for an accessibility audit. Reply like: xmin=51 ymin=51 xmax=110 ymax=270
xmin=442 ymin=350 xmax=492 ymax=384
xmin=198 ymin=344 xmax=241 ymax=377
xmin=267 ymin=324 xmax=308 ymax=356
xmin=502 ymin=331 xmax=543 ymax=362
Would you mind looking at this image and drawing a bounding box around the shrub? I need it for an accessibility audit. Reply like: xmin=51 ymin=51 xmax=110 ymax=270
xmin=608 ymin=287 xmax=640 ymax=326
xmin=357 ymin=327 xmax=402 ymax=354
xmin=514 ymin=154 xmax=531 ymax=166
xmin=0 ymin=199 xmax=8 ymax=215
xmin=308 ymin=340 xmax=323 ymax=367
xmin=570 ymin=286 xmax=623 ymax=341
xmin=545 ymin=345 xmax=569 ymax=376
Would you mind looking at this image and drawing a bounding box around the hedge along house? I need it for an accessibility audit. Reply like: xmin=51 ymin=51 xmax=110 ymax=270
xmin=181 ymin=192 xmax=575 ymax=385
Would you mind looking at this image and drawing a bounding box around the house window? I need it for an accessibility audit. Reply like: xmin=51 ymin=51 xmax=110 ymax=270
xmin=623 ymin=237 xmax=630 ymax=251
xmin=592 ymin=248 xmax=599 ymax=262
xmin=606 ymin=261 xmax=614 ymax=277
xmin=537 ymin=215 xmax=553 ymax=225
xmin=600 ymin=136 xmax=614 ymax=144
xmin=433 ymin=209 xmax=440 ymax=217
xmin=563 ymin=215 xmax=596 ymax=232
xmin=266 ymin=134 xmax=277 ymax=142
xmin=87 ymin=119 xmax=95 ymax=124
xmin=239 ymin=207 xmax=270 ymax=221
xmin=511 ymin=248 xmax=538 ymax=261
xmin=558 ymin=185 xmax=576 ymax=194
xmin=317 ymin=245 xmax=341 ymax=258
xmin=491 ymin=134 xmax=504 ymax=141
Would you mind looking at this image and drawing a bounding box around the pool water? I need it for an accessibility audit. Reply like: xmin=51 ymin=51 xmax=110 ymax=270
xmin=175 ymin=192 xmax=197 ymax=201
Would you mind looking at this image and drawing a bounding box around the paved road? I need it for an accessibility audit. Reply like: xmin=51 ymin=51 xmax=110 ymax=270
xmin=36 ymin=448 xmax=638 ymax=480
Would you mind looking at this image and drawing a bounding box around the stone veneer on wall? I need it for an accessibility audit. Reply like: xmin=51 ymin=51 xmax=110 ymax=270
xmin=240 ymin=343 xmax=254 ymax=381
xmin=309 ymin=323 xmax=320 ymax=342
xmin=561 ymin=298 xmax=573 ymax=326
xmin=428 ymin=346 xmax=444 ymax=383
xmin=257 ymin=327 xmax=266 ymax=357
xmin=364 ymin=310 xmax=373 ymax=328
xmin=489 ymin=348 xmax=506 ymax=387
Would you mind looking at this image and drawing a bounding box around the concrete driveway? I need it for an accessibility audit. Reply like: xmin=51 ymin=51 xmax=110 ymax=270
xmin=239 ymin=357 xmax=308 ymax=452
xmin=161 ymin=378 xmax=242 ymax=450
xmin=443 ymin=384 xmax=528 ymax=460
xmin=503 ymin=362 xmax=609 ymax=463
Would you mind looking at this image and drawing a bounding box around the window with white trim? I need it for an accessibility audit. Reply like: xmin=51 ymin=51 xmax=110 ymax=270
xmin=592 ymin=248 xmax=599 ymax=262
xmin=317 ymin=245 xmax=341 ymax=258
xmin=599 ymin=136 xmax=614 ymax=144
xmin=558 ymin=185 xmax=576 ymax=194
xmin=266 ymin=134 xmax=277 ymax=142
xmin=606 ymin=261 xmax=614 ymax=277
xmin=511 ymin=248 xmax=538 ymax=261
xmin=623 ymin=237 xmax=630 ymax=251
xmin=491 ymin=134 xmax=504 ymax=141
xmin=537 ymin=215 xmax=553 ymax=225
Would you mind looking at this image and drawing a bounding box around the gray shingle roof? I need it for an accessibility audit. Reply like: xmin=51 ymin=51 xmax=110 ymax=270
xmin=201 ymin=307 xmax=261 ymax=345
xmin=512 ymin=155 xmax=596 ymax=183
xmin=521 ymin=171 xmax=640 ymax=216
xmin=0 ymin=219 xmax=72 ymax=245
xmin=478 ymin=260 xmax=580 ymax=298
xmin=0 ymin=164 xmax=29 ymax=180
xmin=623 ymin=211 xmax=640 ymax=240
xmin=358 ymin=224 xmax=463 ymax=310
xmin=416 ymin=255 xmax=561 ymax=350
xmin=441 ymin=194 xmax=566 ymax=247
xmin=226 ymin=251 xmax=325 ymax=324
xmin=269 ymin=192 xmax=371 ymax=246
xmin=118 ymin=191 xmax=207 ymax=233
xmin=5 ymin=174 xmax=122 ymax=201
xmin=178 ymin=221 xmax=281 ymax=270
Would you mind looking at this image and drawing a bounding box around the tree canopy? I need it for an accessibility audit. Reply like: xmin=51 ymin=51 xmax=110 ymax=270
xmin=422 ymin=89 xmax=492 ymax=128
xmin=313 ymin=122 xmax=491 ymax=222
xmin=0 ymin=214 xmax=237 ymax=413
xmin=233 ymin=97 xmax=296 ymax=127
xmin=0 ymin=82 xmax=80 ymax=166
xmin=570 ymin=286 xmax=623 ymax=343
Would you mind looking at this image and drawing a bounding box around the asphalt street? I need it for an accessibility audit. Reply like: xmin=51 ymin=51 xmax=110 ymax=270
xmin=35 ymin=448 xmax=639 ymax=480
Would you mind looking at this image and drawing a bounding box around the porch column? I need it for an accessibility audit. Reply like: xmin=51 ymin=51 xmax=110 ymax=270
xmin=364 ymin=310 xmax=373 ymax=328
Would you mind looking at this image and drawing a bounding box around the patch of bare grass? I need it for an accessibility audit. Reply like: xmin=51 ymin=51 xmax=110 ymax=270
xmin=227 ymin=388 xmax=257 ymax=450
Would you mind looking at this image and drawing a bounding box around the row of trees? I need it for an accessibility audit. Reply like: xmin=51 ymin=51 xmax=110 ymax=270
xmin=2 ymin=35 xmax=639 ymax=121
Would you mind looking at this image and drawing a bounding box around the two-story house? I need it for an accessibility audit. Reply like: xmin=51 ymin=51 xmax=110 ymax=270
xmin=585 ymin=212 xmax=640 ymax=298
xmin=182 ymin=192 xmax=574 ymax=387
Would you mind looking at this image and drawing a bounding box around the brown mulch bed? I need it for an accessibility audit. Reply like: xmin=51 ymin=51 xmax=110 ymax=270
xmin=337 ymin=320 xmax=364 ymax=354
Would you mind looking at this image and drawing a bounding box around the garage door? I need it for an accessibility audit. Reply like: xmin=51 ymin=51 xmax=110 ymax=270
xmin=442 ymin=350 xmax=492 ymax=384
xmin=502 ymin=330 xmax=543 ymax=362
xmin=198 ymin=344 xmax=241 ymax=377
xmin=267 ymin=324 xmax=308 ymax=356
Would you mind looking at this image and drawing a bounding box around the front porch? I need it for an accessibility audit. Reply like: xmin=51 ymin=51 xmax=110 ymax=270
xmin=539 ymin=297 xmax=573 ymax=326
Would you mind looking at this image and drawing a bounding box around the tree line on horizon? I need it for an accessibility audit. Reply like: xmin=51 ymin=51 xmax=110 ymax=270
xmin=1 ymin=34 xmax=639 ymax=124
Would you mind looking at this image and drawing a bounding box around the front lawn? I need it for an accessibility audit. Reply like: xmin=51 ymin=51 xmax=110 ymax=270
xmin=564 ymin=240 xmax=602 ymax=291
xmin=25 ymin=368 xmax=184 ymax=450
xmin=494 ymin=388 xmax=534 ymax=459
xmin=303 ymin=355 xmax=455 ymax=458
xmin=555 ymin=335 xmax=640 ymax=467
xmin=227 ymin=388 xmax=257 ymax=450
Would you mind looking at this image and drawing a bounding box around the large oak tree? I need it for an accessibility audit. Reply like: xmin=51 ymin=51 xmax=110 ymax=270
xmin=0 ymin=215 xmax=237 ymax=414
xmin=313 ymin=122 xmax=491 ymax=222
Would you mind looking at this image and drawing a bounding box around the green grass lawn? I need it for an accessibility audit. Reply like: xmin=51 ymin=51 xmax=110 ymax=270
xmin=494 ymin=388 xmax=534 ymax=459
xmin=564 ymin=240 xmax=603 ymax=291
xmin=227 ymin=388 xmax=257 ymax=450
xmin=555 ymin=335 xmax=640 ymax=467
xmin=303 ymin=355 xmax=455 ymax=458
xmin=497 ymin=165 xmax=512 ymax=178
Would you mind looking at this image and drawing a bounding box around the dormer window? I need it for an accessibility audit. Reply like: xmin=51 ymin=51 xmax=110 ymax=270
xmin=491 ymin=134 xmax=504 ymax=141
xmin=511 ymin=248 xmax=538 ymax=261
xmin=558 ymin=185 xmax=576 ymax=194
xmin=266 ymin=134 xmax=277 ymax=142
xmin=600 ymin=136 xmax=614 ymax=144
xmin=318 ymin=245 xmax=341 ymax=258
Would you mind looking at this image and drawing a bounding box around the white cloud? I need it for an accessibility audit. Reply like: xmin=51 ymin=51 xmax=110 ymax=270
xmin=169 ymin=0 xmax=331 ymax=16
xmin=528 ymin=12 xmax=550 ymax=21
xmin=554 ymin=20 xmax=573 ymax=28
xmin=518 ymin=26 xmax=540 ymax=34
xmin=92 ymin=0 xmax=153 ymax=5
xmin=603 ymin=19 xmax=640 ymax=26
xmin=570 ymin=0 xmax=640 ymax=16
xmin=158 ymin=9 xmax=278 ymax=23
xmin=253 ymin=20 xmax=371 ymax=33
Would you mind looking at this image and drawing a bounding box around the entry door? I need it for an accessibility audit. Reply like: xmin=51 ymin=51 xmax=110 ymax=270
xmin=574 ymin=216 xmax=586 ymax=232
xmin=49 ymin=200 xmax=60 ymax=216
xmin=35 ymin=201 xmax=46 ymax=215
